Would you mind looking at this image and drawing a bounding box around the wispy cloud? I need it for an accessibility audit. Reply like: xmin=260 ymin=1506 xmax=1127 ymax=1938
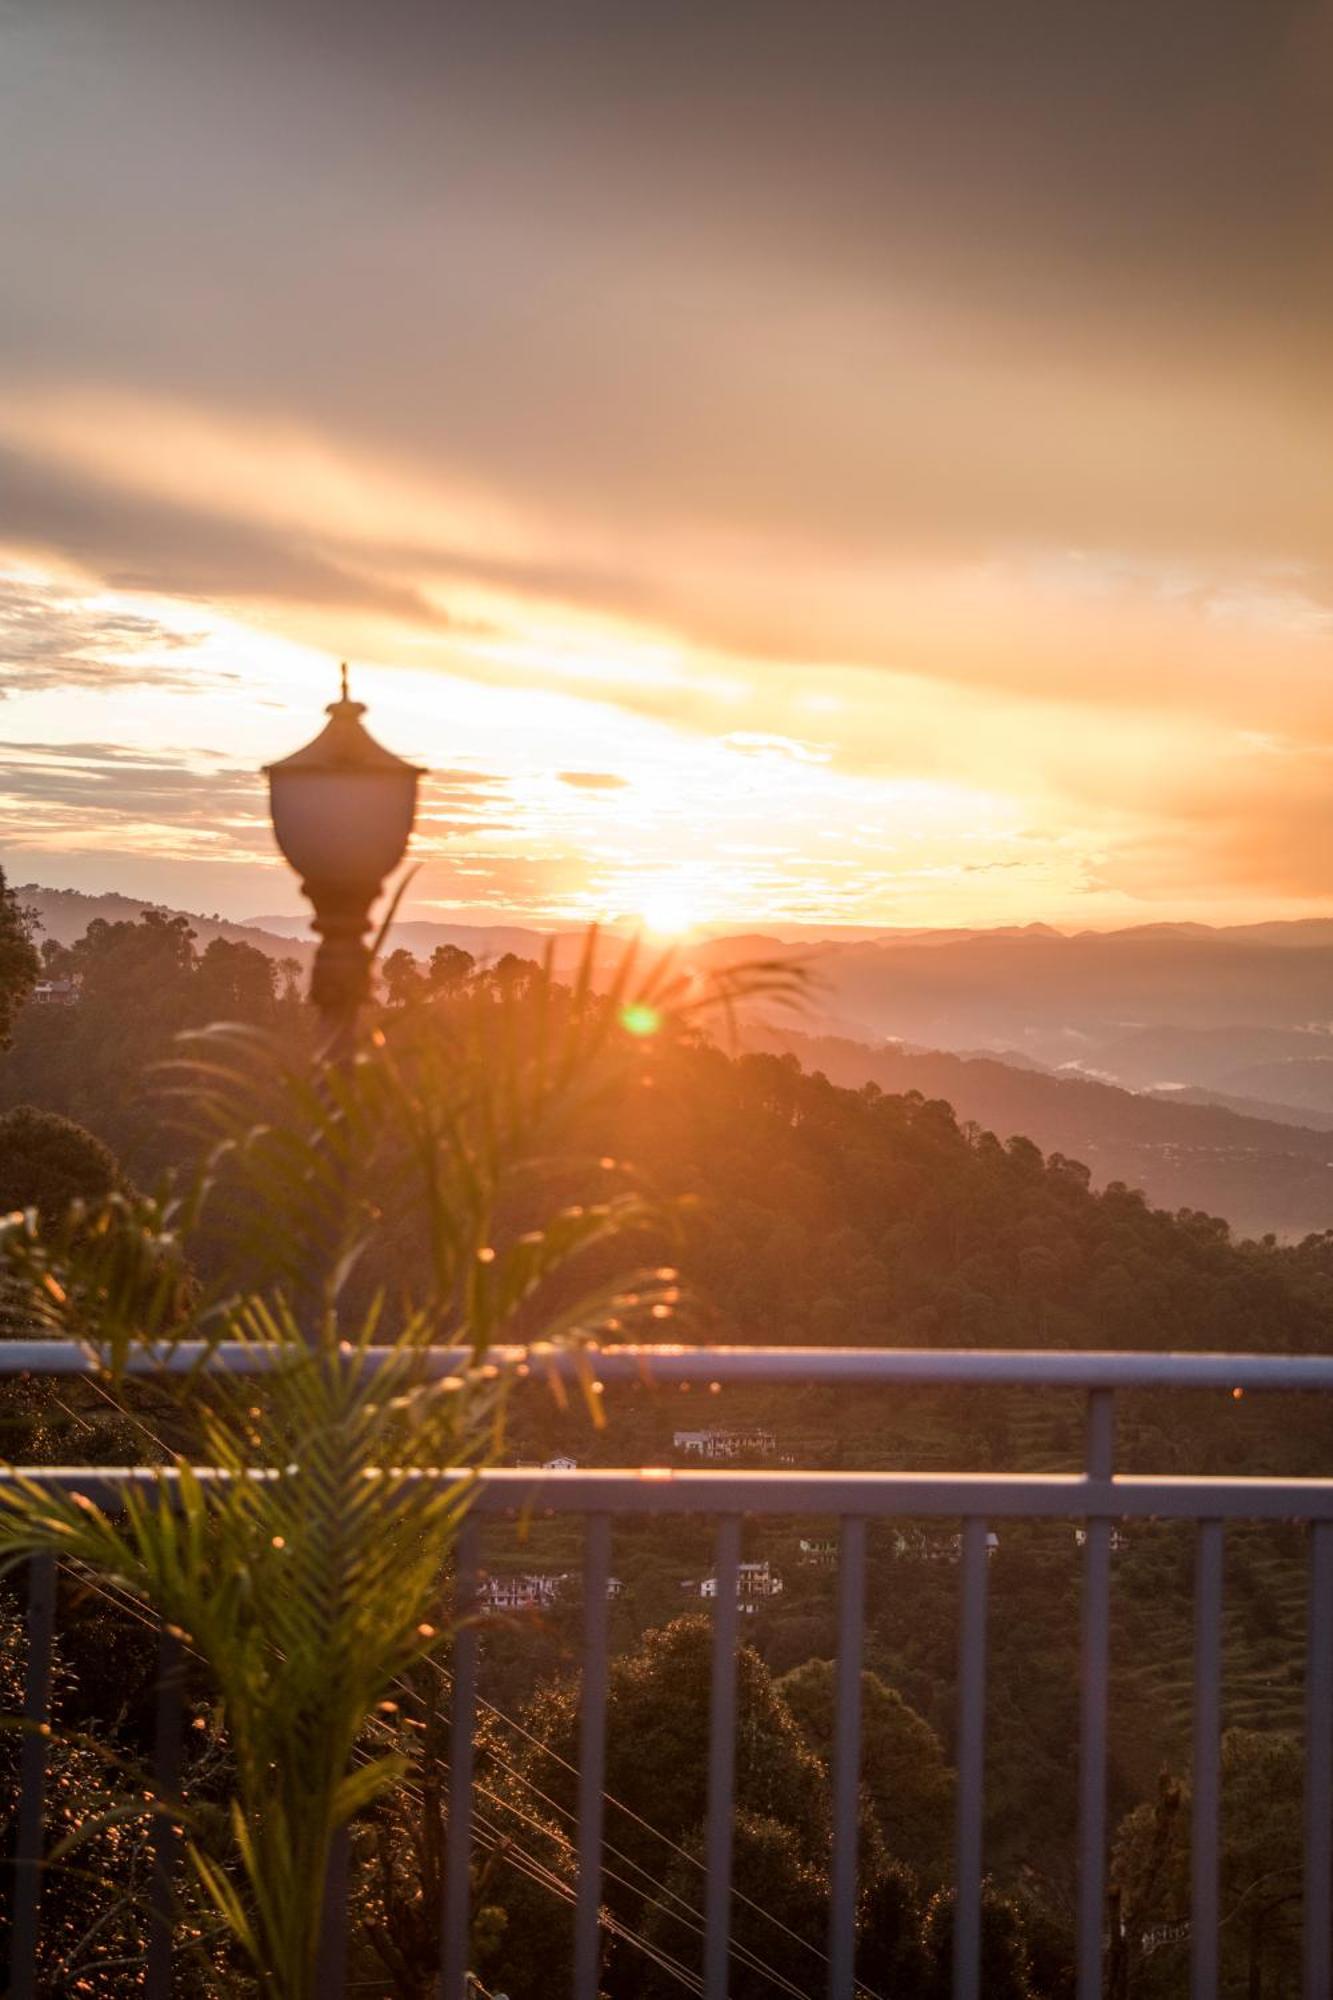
xmin=0 ymin=574 xmax=206 ymax=693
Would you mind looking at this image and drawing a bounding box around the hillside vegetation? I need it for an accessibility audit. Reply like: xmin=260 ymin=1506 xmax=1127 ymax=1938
xmin=748 ymin=1024 xmax=1333 ymax=1241
xmin=2 ymin=896 xmax=1330 ymax=1996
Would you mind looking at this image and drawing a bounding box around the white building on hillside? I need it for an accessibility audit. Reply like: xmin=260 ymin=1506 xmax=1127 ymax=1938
xmin=691 ymin=1560 xmax=784 ymax=1614
xmin=31 ymin=978 xmax=78 ymax=1007
xmin=672 ymin=1425 xmax=777 ymax=1461
xmin=889 ymin=1528 xmax=1000 ymax=1564
xmin=481 ymin=1572 xmax=565 ymax=1612
xmin=798 ymin=1536 xmax=838 ymax=1567
xmin=480 ymin=1571 xmax=623 ymax=1610
xmin=1074 ymin=1526 xmax=1130 ymax=1553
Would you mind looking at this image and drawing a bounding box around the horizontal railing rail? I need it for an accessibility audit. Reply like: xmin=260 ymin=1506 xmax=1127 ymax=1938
xmin=6 ymin=1336 xmax=1333 ymax=1389
xmin=5 ymin=1462 xmax=1333 ymax=1522
xmin=2 ymin=1346 xmax=1331 ymax=2000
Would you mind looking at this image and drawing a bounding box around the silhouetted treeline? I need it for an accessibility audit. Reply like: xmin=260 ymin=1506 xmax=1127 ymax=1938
xmin=8 ymin=911 xmax=1333 ymax=1359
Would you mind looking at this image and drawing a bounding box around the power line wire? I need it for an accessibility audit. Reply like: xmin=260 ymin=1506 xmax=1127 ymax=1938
xmin=45 ymin=1384 xmax=883 ymax=1996
xmin=427 ymin=1656 xmax=889 ymax=1998
xmin=48 ymin=1565 xmax=710 ymax=1997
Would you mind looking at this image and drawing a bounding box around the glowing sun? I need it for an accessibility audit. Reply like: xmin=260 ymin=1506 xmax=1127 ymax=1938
xmin=638 ymin=888 xmax=699 ymax=937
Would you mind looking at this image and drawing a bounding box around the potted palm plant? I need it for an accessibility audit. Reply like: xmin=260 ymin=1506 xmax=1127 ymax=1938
xmin=0 ymin=936 xmax=793 ymax=1996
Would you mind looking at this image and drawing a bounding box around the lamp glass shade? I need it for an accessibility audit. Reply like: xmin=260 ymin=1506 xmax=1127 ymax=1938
xmin=265 ymin=676 xmax=425 ymax=890
xmin=268 ymin=767 xmax=419 ymax=888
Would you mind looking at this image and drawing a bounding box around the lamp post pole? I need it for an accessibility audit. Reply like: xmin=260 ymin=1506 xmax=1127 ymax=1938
xmin=265 ymin=664 xmax=425 ymax=1064
xmin=264 ymin=666 xmax=425 ymax=1982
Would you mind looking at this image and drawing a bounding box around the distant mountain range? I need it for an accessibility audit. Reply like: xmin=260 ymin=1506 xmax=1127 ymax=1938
xmin=245 ymin=911 xmax=555 ymax=964
xmin=772 ymin=926 xmax=1333 ymax=1067
xmin=19 ymin=884 xmax=1333 ymax=1237
xmin=18 ymin=883 xmax=315 ymax=965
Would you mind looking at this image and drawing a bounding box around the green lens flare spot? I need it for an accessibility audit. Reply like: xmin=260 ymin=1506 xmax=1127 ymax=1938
xmin=620 ymin=1002 xmax=662 ymax=1038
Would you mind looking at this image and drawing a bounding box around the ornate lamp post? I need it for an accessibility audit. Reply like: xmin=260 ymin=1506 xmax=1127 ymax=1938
xmin=266 ymin=665 xmax=424 ymax=1060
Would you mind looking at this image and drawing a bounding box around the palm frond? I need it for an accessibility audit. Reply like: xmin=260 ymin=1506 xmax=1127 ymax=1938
xmin=0 ymin=926 xmax=797 ymax=1995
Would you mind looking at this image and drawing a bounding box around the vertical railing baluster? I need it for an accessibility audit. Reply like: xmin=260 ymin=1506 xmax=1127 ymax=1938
xmin=439 ymin=1513 xmax=482 ymax=2000
xmin=146 ymin=1623 xmax=184 ymax=1999
xmin=704 ymin=1516 xmax=742 ymax=2000
xmin=573 ymin=1514 xmax=612 ymax=2000
xmin=1077 ymin=1389 xmax=1114 ymax=2000
xmin=1191 ymin=1522 xmax=1224 ymax=2000
xmin=11 ymin=1552 xmax=56 ymax=2000
xmin=954 ymin=1516 xmax=990 ymax=2000
xmin=1305 ymin=1520 xmax=1333 ymax=2000
xmin=828 ymin=1516 xmax=867 ymax=2000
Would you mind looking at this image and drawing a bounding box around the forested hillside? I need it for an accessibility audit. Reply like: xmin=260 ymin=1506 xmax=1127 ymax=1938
xmin=608 ymin=1040 xmax=1333 ymax=1358
xmin=9 ymin=903 xmax=1333 ymax=1351
xmin=2 ymin=897 xmax=1330 ymax=1996
xmin=19 ymin=881 xmax=1333 ymax=1240
xmin=0 ymin=906 xmax=308 ymax=1173
xmin=747 ymin=1025 xmax=1333 ymax=1242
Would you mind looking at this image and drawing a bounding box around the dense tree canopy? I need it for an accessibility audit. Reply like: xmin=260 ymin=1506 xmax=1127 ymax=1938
xmin=0 ymin=1105 xmax=121 ymax=1220
xmin=0 ymin=869 xmax=40 ymax=1051
xmin=1110 ymin=1731 xmax=1302 ymax=1999
xmin=777 ymin=1657 xmax=954 ymax=1882
xmin=0 ymin=911 xmax=299 ymax=1175
xmin=471 ymin=1614 xmax=1046 ymax=2000
xmin=602 ymin=1044 xmax=1333 ymax=1357
xmin=509 ymin=1613 xmax=831 ymax=1874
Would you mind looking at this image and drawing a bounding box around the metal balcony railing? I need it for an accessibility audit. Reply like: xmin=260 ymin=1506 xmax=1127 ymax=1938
xmin=3 ymin=1342 xmax=1333 ymax=2000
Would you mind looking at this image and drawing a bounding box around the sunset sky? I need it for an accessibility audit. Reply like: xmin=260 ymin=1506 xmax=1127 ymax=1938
xmin=3 ymin=1 xmax=1333 ymax=933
